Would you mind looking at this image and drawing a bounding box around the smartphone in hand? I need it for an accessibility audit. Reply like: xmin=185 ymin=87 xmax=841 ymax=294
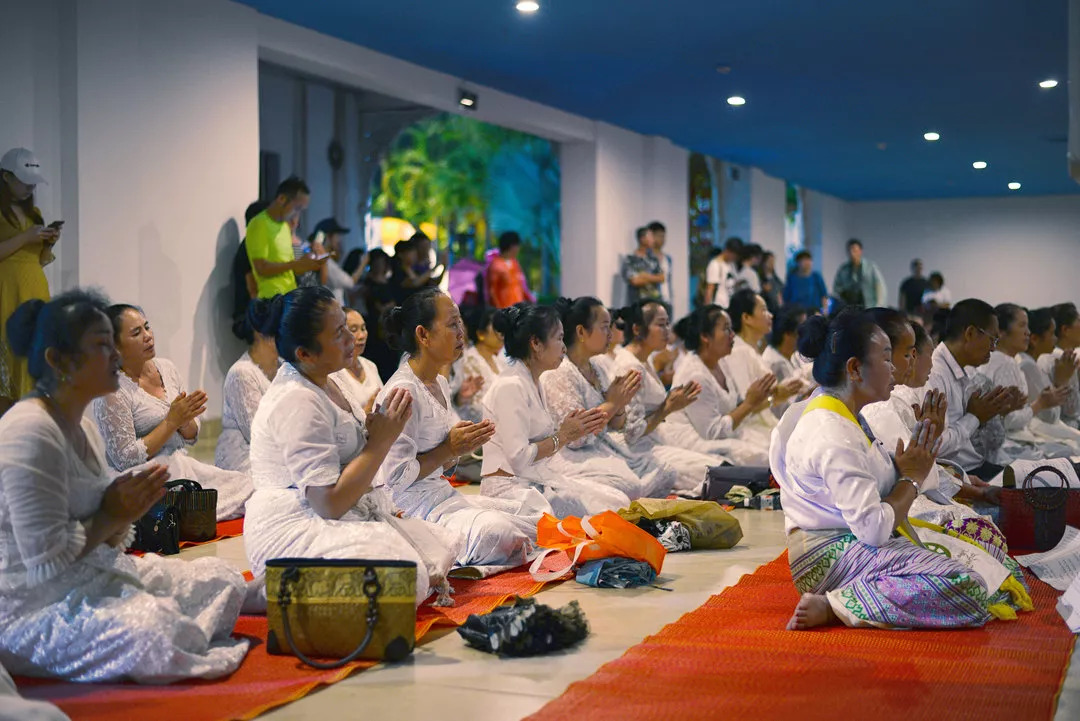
xmin=47 ymin=220 xmax=65 ymax=230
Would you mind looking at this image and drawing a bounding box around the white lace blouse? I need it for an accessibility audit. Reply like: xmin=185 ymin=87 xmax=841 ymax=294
xmin=92 ymin=358 xmax=197 ymax=471
xmin=216 ymin=352 xmax=275 ymax=472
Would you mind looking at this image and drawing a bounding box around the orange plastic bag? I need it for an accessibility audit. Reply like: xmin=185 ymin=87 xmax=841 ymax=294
xmin=529 ymin=511 xmax=667 ymax=582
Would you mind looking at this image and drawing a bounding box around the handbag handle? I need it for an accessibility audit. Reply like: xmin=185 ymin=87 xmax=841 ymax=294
xmin=277 ymin=565 xmax=381 ymax=670
xmin=1021 ymin=465 xmax=1070 ymax=512
xmin=165 ymin=479 xmax=204 ymax=493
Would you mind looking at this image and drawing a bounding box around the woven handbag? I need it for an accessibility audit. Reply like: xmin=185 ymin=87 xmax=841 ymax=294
xmin=162 ymin=479 xmax=217 ymax=542
xmin=998 ymin=464 xmax=1080 ymax=552
xmin=265 ymin=558 xmax=418 ymax=669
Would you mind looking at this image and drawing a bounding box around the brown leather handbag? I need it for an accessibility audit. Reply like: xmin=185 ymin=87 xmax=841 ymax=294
xmin=998 ymin=465 xmax=1080 ymax=552
xmin=265 ymin=558 xmax=418 ymax=669
xmin=162 ymin=479 xmax=218 ymax=542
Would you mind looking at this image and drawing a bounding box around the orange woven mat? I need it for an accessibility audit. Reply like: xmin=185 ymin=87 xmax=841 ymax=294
xmin=17 ymin=553 xmax=568 ymax=721
xmin=525 ymin=552 xmax=1075 ymax=721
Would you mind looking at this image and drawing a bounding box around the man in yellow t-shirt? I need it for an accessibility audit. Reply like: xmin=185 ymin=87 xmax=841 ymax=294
xmin=245 ymin=176 xmax=324 ymax=298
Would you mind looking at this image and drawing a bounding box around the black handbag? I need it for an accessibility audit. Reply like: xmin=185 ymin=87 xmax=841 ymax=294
xmin=130 ymin=500 xmax=181 ymax=555
xmin=162 ymin=479 xmax=218 ymax=542
xmin=701 ymin=465 xmax=773 ymax=502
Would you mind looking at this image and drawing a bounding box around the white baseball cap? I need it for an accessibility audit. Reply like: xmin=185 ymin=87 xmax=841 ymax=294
xmin=0 ymin=148 xmax=48 ymax=186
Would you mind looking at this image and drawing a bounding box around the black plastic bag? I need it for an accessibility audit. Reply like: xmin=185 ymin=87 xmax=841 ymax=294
xmin=457 ymin=597 xmax=588 ymax=657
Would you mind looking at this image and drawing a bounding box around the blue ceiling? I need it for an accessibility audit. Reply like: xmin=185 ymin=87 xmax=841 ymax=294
xmin=238 ymin=0 xmax=1075 ymax=201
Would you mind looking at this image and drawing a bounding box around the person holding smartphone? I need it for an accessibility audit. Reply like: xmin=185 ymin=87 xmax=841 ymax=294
xmin=0 ymin=148 xmax=60 ymax=417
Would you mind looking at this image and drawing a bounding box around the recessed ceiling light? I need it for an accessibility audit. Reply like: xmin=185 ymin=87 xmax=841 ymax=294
xmin=923 ymin=132 xmax=940 ymax=141
xmin=1008 ymin=182 xmax=1022 ymax=190
xmin=727 ymin=96 xmax=746 ymax=106
xmin=972 ymin=161 xmax=987 ymax=169
xmin=1039 ymin=79 xmax=1059 ymax=89
xmin=516 ymin=1 xmax=540 ymax=13
xmin=458 ymin=89 xmax=478 ymax=110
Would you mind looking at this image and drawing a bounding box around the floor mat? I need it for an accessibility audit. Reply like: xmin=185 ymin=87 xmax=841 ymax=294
xmin=16 ymin=553 xmax=569 ymax=721
xmin=524 ymin=552 xmax=1075 ymax=721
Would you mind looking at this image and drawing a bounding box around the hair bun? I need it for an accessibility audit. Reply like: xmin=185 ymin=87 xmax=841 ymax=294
xmin=552 ymin=296 xmax=574 ymax=318
xmin=248 ymin=297 xmax=277 ymax=337
xmin=492 ymin=305 xmax=521 ymax=337
xmin=6 ymin=299 xmax=46 ymax=357
xmin=796 ymin=314 xmax=829 ymax=360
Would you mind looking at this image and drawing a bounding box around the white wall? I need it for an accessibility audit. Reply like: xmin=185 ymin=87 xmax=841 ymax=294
xmin=642 ymin=137 xmax=691 ymax=319
xmin=847 ymin=195 xmax=1080 ymax=308
xmin=804 ymin=189 xmax=851 ymax=282
xmin=73 ymin=0 xmax=260 ymax=416
xmin=749 ymin=168 xmax=787 ymax=261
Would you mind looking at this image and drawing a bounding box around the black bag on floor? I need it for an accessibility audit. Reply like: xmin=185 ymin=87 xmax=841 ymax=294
xmin=701 ymin=466 xmax=773 ymax=502
xmin=130 ymin=501 xmax=181 ymax=555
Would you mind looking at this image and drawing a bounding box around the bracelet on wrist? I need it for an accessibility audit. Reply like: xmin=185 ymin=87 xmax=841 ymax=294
xmin=898 ymin=476 xmax=919 ymax=494
xmin=551 ymin=433 xmax=560 ymax=453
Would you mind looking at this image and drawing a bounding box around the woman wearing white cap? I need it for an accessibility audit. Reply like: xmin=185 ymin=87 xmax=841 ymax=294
xmin=1 ymin=148 xmax=59 ymax=417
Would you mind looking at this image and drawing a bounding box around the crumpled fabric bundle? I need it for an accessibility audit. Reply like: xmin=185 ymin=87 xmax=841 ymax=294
xmin=575 ymin=558 xmax=657 ymax=588
xmin=635 ymin=518 xmax=693 ymax=552
xmin=457 ymin=597 xmax=589 ymax=657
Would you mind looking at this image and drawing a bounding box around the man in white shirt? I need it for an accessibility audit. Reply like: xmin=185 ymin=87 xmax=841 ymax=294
xmin=927 ymin=298 xmax=1017 ymax=478
xmin=704 ymin=237 xmax=743 ymax=308
xmin=735 ymin=243 xmax=763 ymax=293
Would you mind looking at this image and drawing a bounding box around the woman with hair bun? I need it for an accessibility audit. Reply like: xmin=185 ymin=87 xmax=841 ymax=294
xmin=540 ymin=297 xmax=677 ymax=500
xmin=330 ymin=307 xmax=384 ymax=413
xmin=93 ymin=305 xmax=251 ymax=520
xmin=668 ymin=305 xmax=777 ymax=465
xmin=480 ymin=303 xmax=640 ymax=515
xmin=245 ymin=286 xmax=459 ymax=605
xmin=458 ymin=305 xmax=507 ymax=418
xmin=216 ymin=297 xmax=282 ymax=473
xmin=376 ymin=289 xmax=547 ymax=571
xmin=593 ymin=306 xmax=626 ymax=378
xmin=771 ymin=310 xmax=1030 ymax=631
xmin=0 ymin=291 xmax=249 ymax=682
xmin=611 ymin=299 xmax=731 ymax=491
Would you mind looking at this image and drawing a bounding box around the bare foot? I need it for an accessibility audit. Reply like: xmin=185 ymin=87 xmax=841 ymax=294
xmin=786 ymin=593 xmax=836 ymax=630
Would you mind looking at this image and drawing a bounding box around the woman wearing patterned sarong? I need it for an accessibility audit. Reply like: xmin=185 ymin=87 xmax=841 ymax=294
xmin=771 ymin=310 xmax=1031 ymax=631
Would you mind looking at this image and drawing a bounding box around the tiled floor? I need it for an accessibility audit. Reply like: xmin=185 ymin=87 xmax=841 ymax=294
xmin=180 ymin=498 xmax=1079 ymax=720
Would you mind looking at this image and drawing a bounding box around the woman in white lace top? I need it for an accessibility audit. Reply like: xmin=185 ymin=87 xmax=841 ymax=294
xmin=611 ymin=300 xmax=730 ymax=491
xmin=376 ymin=289 xmax=548 ymax=572
xmin=216 ymin=298 xmax=281 ymax=474
xmin=92 ymin=306 xmax=251 ymax=520
xmin=330 ymin=307 xmax=384 ymax=413
xmin=481 ymin=304 xmax=637 ymax=516
xmin=0 ymin=290 xmax=247 ymax=682
xmin=540 ymin=297 xmax=677 ymax=500
xmin=668 ymin=305 xmax=777 ymax=465
xmin=245 ymin=287 xmax=459 ymax=605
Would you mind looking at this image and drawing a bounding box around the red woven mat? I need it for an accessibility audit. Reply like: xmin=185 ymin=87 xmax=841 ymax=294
xmin=17 ymin=553 xmax=568 ymax=721
xmin=525 ymin=552 xmax=1075 ymax=721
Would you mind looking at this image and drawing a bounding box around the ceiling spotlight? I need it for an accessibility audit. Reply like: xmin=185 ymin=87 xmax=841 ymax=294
xmin=1008 ymin=182 xmax=1022 ymax=190
xmin=923 ymin=132 xmax=940 ymax=142
xmin=727 ymin=96 xmax=746 ymax=106
xmin=458 ymin=89 xmax=478 ymax=110
xmin=516 ymin=1 xmax=540 ymax=13
xmin=972 ymin=161 xmax=987 ymax=169
xmin=1039 ymin=79 xmax=1059 ymax=89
